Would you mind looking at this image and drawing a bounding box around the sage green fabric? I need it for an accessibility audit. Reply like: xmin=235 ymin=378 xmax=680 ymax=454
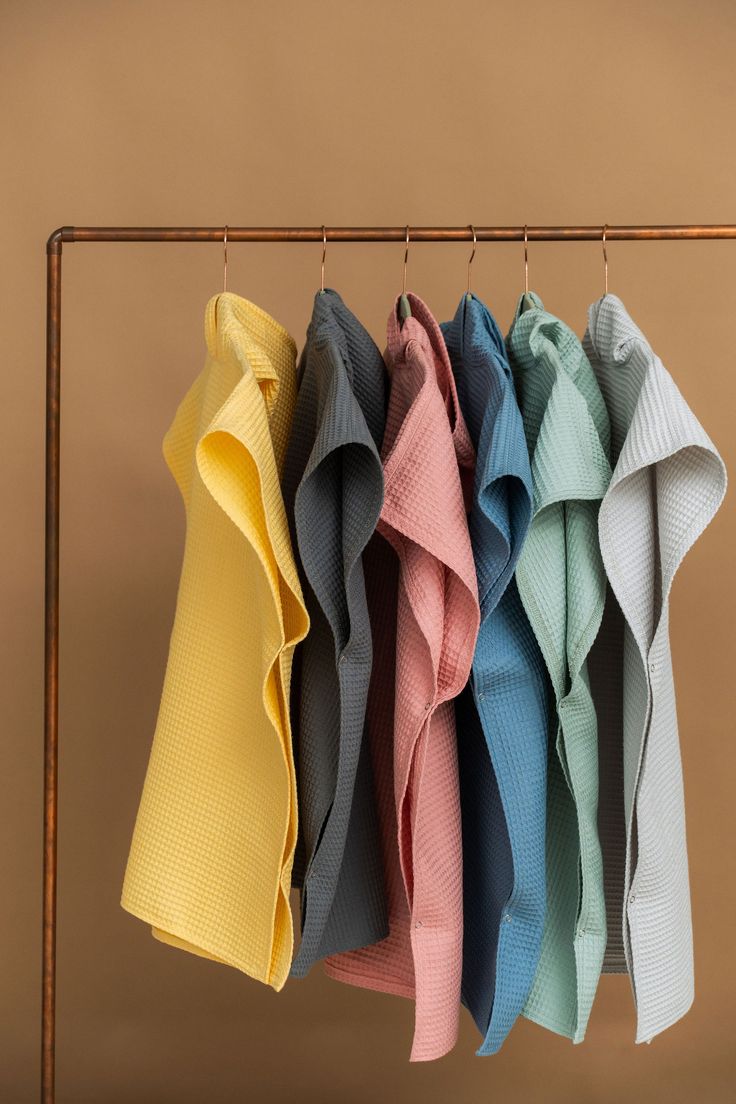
xmin=507 ymin=292 xmax=612 ymax=1042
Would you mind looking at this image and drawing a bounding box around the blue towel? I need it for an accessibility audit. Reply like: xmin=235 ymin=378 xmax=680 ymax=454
xmin=441 ymin=294 xmax=550 ymax=1055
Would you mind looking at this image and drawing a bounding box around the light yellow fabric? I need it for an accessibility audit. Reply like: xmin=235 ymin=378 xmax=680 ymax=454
xmin=121 ymin=292 xmax=309 ymax=990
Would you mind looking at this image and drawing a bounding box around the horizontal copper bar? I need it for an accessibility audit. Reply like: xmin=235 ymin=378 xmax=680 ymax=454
xmin=47 ymin=224 xmax=736 ymax=250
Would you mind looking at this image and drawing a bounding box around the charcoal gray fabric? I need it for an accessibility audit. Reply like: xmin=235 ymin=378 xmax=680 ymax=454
xmin=282 ymin=288 xmax=389 ymax=976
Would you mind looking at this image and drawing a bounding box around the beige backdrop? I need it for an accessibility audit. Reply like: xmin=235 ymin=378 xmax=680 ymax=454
xmin=2 ymin=1 xmax=735 ymax=1101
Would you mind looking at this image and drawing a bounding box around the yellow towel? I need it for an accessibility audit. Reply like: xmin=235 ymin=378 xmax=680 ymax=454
xmin=121 ymin=292 xmax=309 ymax=990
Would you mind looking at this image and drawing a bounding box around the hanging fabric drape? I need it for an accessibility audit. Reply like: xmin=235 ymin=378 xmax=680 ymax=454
xmin=325 ymin=292 xmax=480 ymax=1062
xmin=440 ymin=291 xmax=549 ymax=1056
xmin=121 ymin=293 xmax=309 ymax=990
xmin=281 ymin=288 xmax=389 ymax=975
xmin=584 ymin=293 xmax=727 ymax=1042
xmin=507 ymin=290 xmax=612 ymax=1042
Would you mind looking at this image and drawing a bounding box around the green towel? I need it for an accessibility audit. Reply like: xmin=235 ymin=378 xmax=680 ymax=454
xmin=507 ymin=291 xmax=612 ymax=1042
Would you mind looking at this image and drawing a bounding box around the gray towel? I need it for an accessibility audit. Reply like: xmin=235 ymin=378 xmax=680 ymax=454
xmin=282 ymin=288 xmax=389 ymax=976
xmin=584 ymin=293 xmax=727 ymax=1042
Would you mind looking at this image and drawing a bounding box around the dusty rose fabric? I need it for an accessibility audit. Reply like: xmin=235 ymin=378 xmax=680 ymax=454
xmin=324 ymin=293 xmax=480 ymax=1062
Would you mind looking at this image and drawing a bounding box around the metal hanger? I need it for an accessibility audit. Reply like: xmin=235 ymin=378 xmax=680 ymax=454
xmin=466 ymin=224 xmax=477 ymax=300
xmin=602 ymin=223 xmax=609 ymax=296
xmin=399 ymin=225 xmax=412 ymax=321
xmin=520 ymin=224 xmax=537 ymax=313
xmin=525 ymin=224 xmax=529 ymax=293
xmin=320 ymin=225 xmax=326 ymax=294
xmin=213 ymin=226 xmax=229 ymax=326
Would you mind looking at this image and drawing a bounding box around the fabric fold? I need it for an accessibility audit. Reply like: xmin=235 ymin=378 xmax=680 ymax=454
xmin=122 ymin=292 xmax=308 ymax=990
xmin=584 ymin=293 xmax=727 ymax=1042
xmin=325 ymin=291 xmax=480 ymax=1062
xmin=441 ymin=293 xmax=550 ymax=1055
xmin=281 ymin=288 xmax=389 ymax=975
xmin=507 ymin=290 xmax=612 ymax=1042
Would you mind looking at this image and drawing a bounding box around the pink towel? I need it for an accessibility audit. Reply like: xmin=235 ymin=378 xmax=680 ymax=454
xmin=324 ymin=293 xmax=480 ymax=1061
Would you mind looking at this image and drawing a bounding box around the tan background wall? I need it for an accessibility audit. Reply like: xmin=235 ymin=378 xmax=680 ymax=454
xmin=2 ymin=1 xmax=735 ymax=1101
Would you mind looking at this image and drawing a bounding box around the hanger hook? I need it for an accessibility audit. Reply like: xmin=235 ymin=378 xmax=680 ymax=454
xmin=321 ymin=225 xmax=327 ymax=293
xmin=602 ymin=224 xmax=608 ymax=296
xmin=524 ymin=224 xmax=529 ymax=294
xmin=223 ymin=226 xmax=228 ymax=293
xmin=403 ymin=225 xmax=410 ymax=295
xmin=467 ymin=225 xmax=477 ymax=297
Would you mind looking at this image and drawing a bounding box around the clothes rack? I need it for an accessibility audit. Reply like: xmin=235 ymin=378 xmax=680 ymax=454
xmin=42 ymin=223 xmax=736 ymax=1104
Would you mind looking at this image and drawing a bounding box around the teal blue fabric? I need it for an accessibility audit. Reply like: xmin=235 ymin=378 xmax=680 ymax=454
xmin=441 ymin=294 xmax=550 ymax=1055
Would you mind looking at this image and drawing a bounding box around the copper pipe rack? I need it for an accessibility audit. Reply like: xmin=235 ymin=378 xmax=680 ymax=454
xmin=41 ymin=223 xmax=736 ymax=1104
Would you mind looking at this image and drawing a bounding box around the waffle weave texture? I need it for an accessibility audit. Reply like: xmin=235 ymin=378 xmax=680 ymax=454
xmin=325 ymin=292 xmax=480 ymax=1061
xmin=441 ymin=293 xmax=550 ymax=1055
xmin=121 ymin=293 xmax=308 ymax=990
xmin=508 ymin=291 xmax=612 ymax=1042
xmin=584 ymin=293 xmax=727 ymax=1042
xmin=282 ymin=289 xmax=389 ymax=976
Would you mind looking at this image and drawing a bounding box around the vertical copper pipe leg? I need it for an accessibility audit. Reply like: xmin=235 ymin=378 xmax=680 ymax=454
xmin=42 ymin=232 xmax=62 ymax=1104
